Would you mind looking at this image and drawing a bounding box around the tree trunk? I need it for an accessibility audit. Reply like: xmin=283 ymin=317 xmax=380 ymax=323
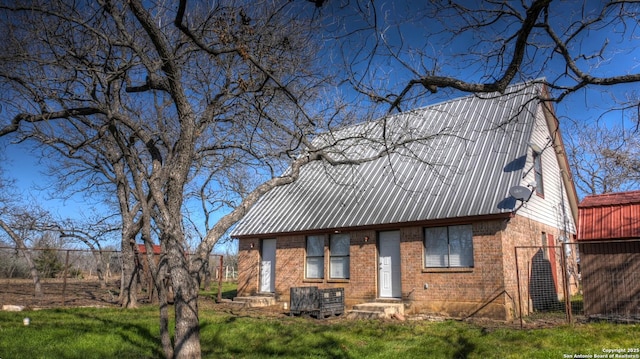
xmin=203 ymin=260 xmax=211 ymax=292
xmin=166 ymin=233 xmax=201 ymax=359
xmin=96 ymin=253 xmax=107 ymax=289
xmin=25 ymin=249 xmax=43 ymax=298
xmin=158 ymin=289 xmax=174 ymax=359
xmin=91 ymin=249 xmax=107 ymax=289
xmin=143 ymin=242 xmax=173 ymax=358
xmin=140 ymin=206 xmax=174 ymax=359
xmin=119 ymin=238 xmax=139 ymax=308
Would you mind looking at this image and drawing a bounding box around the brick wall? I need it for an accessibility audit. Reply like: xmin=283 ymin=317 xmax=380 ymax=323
xmin=273 ymin=234 xmax=305 ymax=296
xmin=502 ymin=214 xmax=576 ymax=318
xmin=237 ymin=238 xmax=259 ymax=296
xmin=237 ymin=231 xmax=377 ymax=304
xmin=270 ymin=233 xmax=383 ymax=302
xmin=399 ymin=221 xmax=509 ymax=319
xmin=236 ymin=214 xmax=574 ymax=320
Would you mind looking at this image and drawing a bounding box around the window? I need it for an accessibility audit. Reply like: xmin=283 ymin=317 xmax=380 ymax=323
xmin=533 ymin=150 xmax=544 ymax=196
xmin=424 ymin=225 xmax=474 ymax=268
xmin=305 ymin=235 xmax=324 ymax=279
xmin=329 ymin=233 xmax=350 ymax=279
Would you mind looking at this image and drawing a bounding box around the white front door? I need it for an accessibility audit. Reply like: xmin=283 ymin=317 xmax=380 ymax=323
xmin=260 ymin=239 xmax=276 ymax=293
xmin=379 ymin=230 xmax=401 ymax=298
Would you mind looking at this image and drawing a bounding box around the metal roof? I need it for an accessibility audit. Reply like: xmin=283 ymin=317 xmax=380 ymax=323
xmin=232 ymin=82 xmax=542 ymax=237
xmin=578 ymin=190 xmax=640 ymax=241
xmin=579 ymin=190 xmax=640 ymax=208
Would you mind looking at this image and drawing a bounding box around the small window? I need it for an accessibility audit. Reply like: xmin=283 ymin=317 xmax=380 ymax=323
xmin=533 ymin=150 xmax=544 ymax=196
xmin=330 ymin=233 xmax=350 ymax=279
xmin=306 ymin=235 xmax=324 ymax=279
xmin=424 ymin=225 xmax=474 ymax=268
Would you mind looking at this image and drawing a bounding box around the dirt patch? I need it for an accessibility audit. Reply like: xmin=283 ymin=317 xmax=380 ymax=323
xmin=0 ymin=279 xmax=583 ymax=330
xmin=0 ymin=278 xmax=120 ymax=309
xmin=1 ymin=279 xmax=297 ymax=317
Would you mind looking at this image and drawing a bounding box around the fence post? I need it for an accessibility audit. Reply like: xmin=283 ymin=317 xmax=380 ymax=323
xmin=217 ymin=255 xmax=223 ymax=303
xmin=515 ymin=246 xmax=524 ymax=329
xmin=62 ymin=249 xmax=70 ymax=306
xmin=561 ymin=242 xmax=573 ymax=325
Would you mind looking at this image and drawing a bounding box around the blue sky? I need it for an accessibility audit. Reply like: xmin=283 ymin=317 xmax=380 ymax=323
xmin=1 ymin=0 xmax=639 ymax=249
xmin=0 ymin=139 xmax=94 ymax=218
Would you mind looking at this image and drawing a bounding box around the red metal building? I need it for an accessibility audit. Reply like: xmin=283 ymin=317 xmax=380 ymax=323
xmin=578 ymin=190 xmax=640 ymax=317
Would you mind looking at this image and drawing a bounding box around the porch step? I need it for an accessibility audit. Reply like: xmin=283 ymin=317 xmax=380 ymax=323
xmin=347 ymin=310 xmax=386 ymax=319
xmin=346 ymin=302 xmax=404 ymax=319
xmin=232 ymin=296 xmax=276 ymax=308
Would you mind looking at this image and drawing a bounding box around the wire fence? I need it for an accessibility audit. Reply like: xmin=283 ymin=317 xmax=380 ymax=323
xmin=5 ymin=241 xmax=638 ymax=326
xmin=515 ymin=240 xmax=640 ymax=327
xmin=0 ymin=246 xmax=237 ymax=308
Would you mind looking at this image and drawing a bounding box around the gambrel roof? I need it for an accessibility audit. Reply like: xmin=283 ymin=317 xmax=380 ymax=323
xmin=232 ymin=81 xmax=556 ymax=237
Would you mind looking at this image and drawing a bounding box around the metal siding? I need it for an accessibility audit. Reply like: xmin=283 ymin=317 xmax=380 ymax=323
xmin=579 ymin=191 xmax=640 ymax=240
xmin=232 ymin=83 xmax=542 ymax=236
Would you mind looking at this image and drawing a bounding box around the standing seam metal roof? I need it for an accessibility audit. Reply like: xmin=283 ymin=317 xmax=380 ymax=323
xmin=231 ymin=82 xmax=542 ymax=237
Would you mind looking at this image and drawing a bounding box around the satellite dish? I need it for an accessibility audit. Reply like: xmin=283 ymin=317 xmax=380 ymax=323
xmin=509 ymin=185 xmax=532 ymax=201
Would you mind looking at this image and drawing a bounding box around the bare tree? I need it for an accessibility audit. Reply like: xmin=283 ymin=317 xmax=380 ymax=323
xmin=56 ymin=216 xmax=120 ymax=288
xmin=0 ymin=154 xmax=45 ymax=293
xmin=325 ymin=0 xmax=640 ymax=113
xmin=2 ymin=1 xmax=640 ymax=358
xmin=567 ymin=120 xmax=640 ymax=196
xmin=0 ymin=205 xmax=55 ymax=297
xmin=0 ymin=1 xmax=332 ymax=357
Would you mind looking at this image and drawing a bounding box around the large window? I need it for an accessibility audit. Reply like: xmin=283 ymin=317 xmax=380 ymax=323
xmin=533 ymin=150 xmax=544 ymax=196
xmin=424 ymin=225 xmax=474 ymax=268
xmin=305 ymin=235 xmax=324 ymax=279
xmin=330 ymin=234 xmax=350 ymax=279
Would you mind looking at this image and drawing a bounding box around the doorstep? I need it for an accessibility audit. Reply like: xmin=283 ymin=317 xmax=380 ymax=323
xmin=346 ymin=302 xmax=405 ymax=319
xmin=231 ymin=296 xmax=277 ymax=308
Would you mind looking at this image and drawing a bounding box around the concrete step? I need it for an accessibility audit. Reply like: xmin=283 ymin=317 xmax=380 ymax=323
xmin=353 ymin=302 xmax=404 ymax=315
xmin=346 ymin=310 xmax=386 ymax=319
xmin=232 ymin=296 xmax=276 ymax=308
xmin=347 ymin=302 xmax=405 ymax=319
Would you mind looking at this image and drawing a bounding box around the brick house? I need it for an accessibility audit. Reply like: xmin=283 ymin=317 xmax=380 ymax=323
xmin=231 ymin=81 xmax=579 ymax=320
xmin=578 ymin=191 xmax=640 ymax=317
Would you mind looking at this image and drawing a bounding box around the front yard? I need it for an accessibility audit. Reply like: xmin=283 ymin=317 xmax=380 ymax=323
xmin=0 ymin=299 xmax=638 ymax=358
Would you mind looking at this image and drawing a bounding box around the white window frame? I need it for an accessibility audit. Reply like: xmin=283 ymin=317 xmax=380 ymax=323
xmin=305 ymin=235 xmax=325 ymax=279
xmin=424 ymin=225 xmax=474 ymax=268
xmin=329 ymin=233 xmax=350 ymax=279
xmin=533 ymin=150 xmax=544 ymax=196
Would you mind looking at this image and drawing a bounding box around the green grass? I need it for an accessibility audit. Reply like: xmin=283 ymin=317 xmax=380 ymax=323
xmin=199 ymin=281 xmax=238 ymax=300
xmin=0 ymin=306 xmax=167 ymax=359
xmin=0 ymin=306 xmax=638 ymax=358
